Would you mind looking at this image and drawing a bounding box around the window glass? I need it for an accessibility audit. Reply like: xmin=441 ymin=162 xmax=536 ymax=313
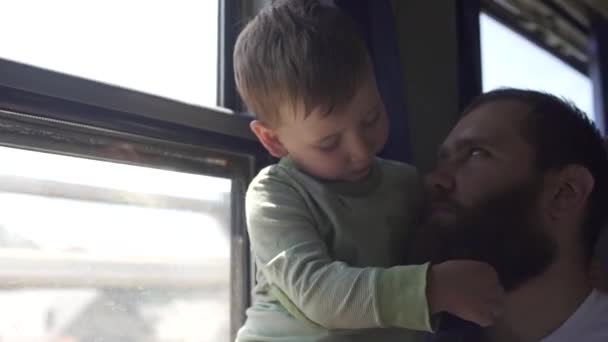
xmin=480 ymin=13 xmax=595 ymax=120
xmin=1 ymin=1 xmax=219 ymax=108
xmin=0 ymin=146 xmax=231 ymax=341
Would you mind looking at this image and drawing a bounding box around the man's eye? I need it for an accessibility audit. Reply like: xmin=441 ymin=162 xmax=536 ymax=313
xmin=470 ymin=147 xmax=489 ymax=158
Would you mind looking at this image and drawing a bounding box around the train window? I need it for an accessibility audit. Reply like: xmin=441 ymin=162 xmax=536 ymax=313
xmin=0 ymin=102 xmax=257 ymax=342
xmin=1 ymin=0 xmax=219 ymax=108
xmin=0 ymin=145 xmax=232 ymax=341
xmin=480 ymin=13 xmax=595 ymax=120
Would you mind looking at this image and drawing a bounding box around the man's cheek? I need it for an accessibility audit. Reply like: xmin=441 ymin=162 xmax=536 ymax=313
xmin=460 ymin=186 xmax=499 ymax=211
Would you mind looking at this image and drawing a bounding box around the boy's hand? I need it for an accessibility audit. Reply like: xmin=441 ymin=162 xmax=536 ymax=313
xmin=427 ymin=260 xmax=505 ymax=327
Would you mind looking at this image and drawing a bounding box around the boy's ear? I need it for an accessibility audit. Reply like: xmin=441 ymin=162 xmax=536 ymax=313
xmin=250 ymin=120 xmax=288 ymax=158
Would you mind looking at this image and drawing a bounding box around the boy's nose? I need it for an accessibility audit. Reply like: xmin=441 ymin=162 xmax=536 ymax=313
xmin=348 ymin=138 xmax=372 ymax=165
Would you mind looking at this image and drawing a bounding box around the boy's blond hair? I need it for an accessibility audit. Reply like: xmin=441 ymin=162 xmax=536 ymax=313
xmin=233 ymin=0 xmax=370 ymax=126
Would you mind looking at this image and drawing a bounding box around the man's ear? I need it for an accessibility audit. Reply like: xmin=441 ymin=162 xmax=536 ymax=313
xmin=250 ymin=120 xmax=288 ymax=158
xmin=548 ymin=165 xmax=595 ymax=218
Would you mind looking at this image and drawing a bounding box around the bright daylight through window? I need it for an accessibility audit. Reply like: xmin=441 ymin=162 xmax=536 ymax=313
xmin=0 ymin=146 xmax=232 ymax=342
xmin=1 ymin=0 xmax=219 ymax=108
xmin=480 ymin=13 xmax=595 ymax=121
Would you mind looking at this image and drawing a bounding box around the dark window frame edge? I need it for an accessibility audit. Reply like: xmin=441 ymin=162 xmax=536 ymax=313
xmin=481 ymin=0 xmax=590 ymax=75
xmin=0 ymin=58 xmax=255 ymax=142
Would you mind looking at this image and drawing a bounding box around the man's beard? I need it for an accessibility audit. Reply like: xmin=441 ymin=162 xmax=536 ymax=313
xmin=420 ymin=178 xmax=557 ymax=292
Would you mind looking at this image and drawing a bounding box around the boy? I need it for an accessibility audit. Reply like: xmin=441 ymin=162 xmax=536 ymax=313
xmin=233 ymin=1 xmax=504 ymax=341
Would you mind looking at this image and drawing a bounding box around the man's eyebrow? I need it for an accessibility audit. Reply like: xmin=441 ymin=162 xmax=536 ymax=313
xmin=456 ymin=137 xmax=494 ymax=148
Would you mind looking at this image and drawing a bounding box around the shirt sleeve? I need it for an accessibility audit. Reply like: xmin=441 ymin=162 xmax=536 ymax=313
xmin=246 ymin=170 xmax=433 ymax=331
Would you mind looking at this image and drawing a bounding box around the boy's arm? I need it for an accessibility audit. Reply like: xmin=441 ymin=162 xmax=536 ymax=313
xmin=247 ymin=173 xmax=432 ymax=331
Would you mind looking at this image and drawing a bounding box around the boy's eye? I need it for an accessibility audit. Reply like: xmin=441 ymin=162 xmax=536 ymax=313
xmin=317 ymin=138 xmax=340 ymax=152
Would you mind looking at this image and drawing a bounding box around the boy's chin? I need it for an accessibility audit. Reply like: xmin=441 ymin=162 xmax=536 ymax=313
xmin=343 ymin=167 xmax=371 ymax=181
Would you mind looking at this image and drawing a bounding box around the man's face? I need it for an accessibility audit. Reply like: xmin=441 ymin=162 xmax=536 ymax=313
xmin=274 ymin=71 xmax=389 ymax=182
xmin=424 ymin=100 xmax=557 ymax=291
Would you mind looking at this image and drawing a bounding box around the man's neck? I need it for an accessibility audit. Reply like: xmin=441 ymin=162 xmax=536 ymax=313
xmin=483 ymin=255 xmax=592 ymax=342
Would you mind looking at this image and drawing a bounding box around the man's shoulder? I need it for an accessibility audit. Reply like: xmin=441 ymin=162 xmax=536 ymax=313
xmin=575 ymin=290 xmax=608 ymax=331
xmin=543 ymin=290 xmax=608 ymax=342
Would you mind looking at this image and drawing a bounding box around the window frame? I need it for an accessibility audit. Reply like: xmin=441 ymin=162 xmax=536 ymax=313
xmin=0 ymin=1 xmax=272 ymax=339
xmin=590 ymin=12 xmax=608 ymax=134
xmin=455 ymin=0 xmax=594 ymax=104
xmin=0 ymin=106 xmax=255 ymax=341
xmin=480 ymin=0 xmax=589 ymax=75
xmin=456 ymin=0 xmax=483 ymax=111
xmin=218 ymin=0 xmax=242 ymax=111
xmin=464 ymin=0 xmax=608 ymax=129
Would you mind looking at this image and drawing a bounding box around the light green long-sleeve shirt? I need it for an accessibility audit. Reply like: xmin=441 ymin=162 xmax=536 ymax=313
xmin=236 ymin=157 xmax=432 ymax=342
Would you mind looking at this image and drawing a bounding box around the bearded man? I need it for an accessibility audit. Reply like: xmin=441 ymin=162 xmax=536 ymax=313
xmin=418 ymin=88 xmax=608 ymax=342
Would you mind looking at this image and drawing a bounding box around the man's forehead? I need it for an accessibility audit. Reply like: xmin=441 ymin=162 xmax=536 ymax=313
xmin=444 ymin=100 xmax=532 ymax=147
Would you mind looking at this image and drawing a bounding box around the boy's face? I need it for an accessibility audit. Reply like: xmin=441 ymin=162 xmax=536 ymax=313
xmin=252 ymin=72 xmax=389 ymax=182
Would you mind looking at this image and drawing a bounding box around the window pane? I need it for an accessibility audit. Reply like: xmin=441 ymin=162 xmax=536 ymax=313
xmin=0 ymin=146 xmax=231 ymax=341
xmin=480 ymin=13 xmax=594 ymax=120
xmin=1 ymin=1 xmax=218 ymax=108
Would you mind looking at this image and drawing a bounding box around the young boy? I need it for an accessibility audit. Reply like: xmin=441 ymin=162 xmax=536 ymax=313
xmin=233 ymin=1 xmax=504 ymax=341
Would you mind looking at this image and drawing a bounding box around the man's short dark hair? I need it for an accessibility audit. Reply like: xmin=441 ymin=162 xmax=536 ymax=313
xmin=463 ymin=88 xmax=608 ymax=256
xmin=233 ymin=0 xmax=369 ymax=125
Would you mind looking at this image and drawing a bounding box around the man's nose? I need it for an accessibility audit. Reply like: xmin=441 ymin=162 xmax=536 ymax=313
xmin=425 ymin=166 xmax=455 ymax=193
